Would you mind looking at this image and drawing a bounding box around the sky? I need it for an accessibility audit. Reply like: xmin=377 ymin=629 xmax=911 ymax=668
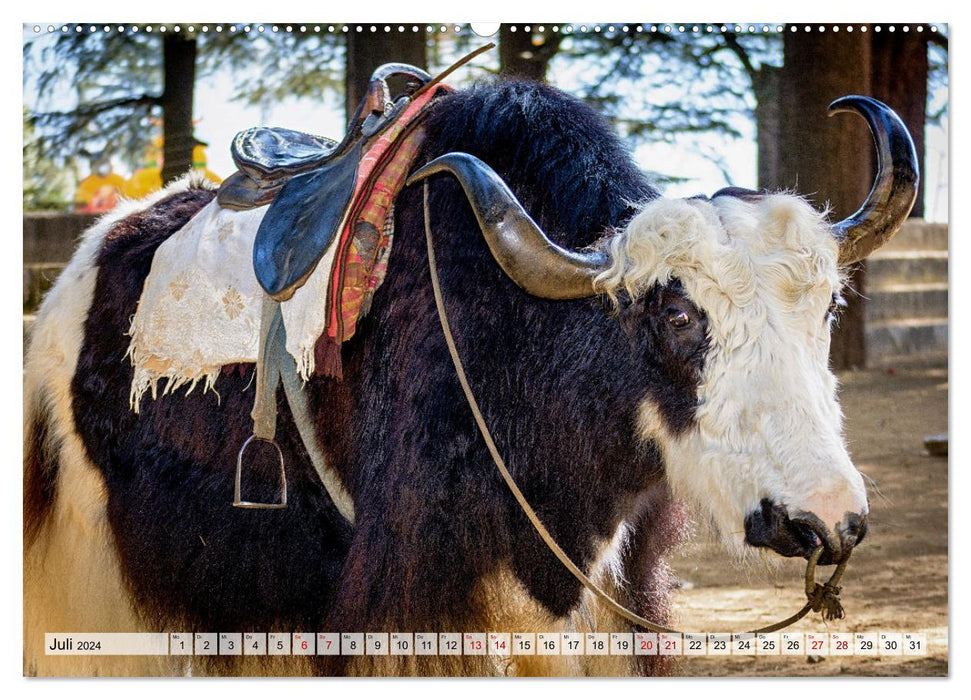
xmin=22 ymin=23 xmax=949 ymax=222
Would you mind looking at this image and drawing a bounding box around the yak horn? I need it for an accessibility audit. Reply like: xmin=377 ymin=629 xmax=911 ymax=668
xmin=828 ymin=96 xmax=919 ymax=265
xmin=406 ymin=153 xmax=609 ymax=299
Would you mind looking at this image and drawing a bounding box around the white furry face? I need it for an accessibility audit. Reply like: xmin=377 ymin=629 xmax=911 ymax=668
xmin=597 ymin=194 xmax=868 ymax=559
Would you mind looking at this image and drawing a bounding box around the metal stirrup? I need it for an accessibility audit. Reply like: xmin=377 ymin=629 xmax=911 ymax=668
xmin=235 ymin=296 xmax=289 ymax=509
xmin=236 ymin=296 xmax=355 ymax=521
xmin=235 ymin=435 xmax=287 ymax=509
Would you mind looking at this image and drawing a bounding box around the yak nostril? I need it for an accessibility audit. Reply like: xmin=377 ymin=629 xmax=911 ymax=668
xmin=789 ymin=517 xmax=840 ymax=559
xmin=840 ymin=513 xmax=868 ymax=548
xmin=746 ymin=501 xmax=867 ymax=563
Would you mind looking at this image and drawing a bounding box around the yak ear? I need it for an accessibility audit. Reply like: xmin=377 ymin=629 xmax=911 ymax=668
xmin=407 ymin=152 xmax=610 ymax=300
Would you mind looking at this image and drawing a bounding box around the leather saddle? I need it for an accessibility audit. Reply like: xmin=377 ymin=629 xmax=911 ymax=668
xmin=217 ymin=63 xmax=435 ymax=301
xmin=217 ymin=128 xmax=340 ymax=207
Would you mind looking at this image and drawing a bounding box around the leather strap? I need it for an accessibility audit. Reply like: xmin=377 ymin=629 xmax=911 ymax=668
xmin=241 ymin=295 xmax=356 ymax=522
xmin=421 ymin=182 xmax=847 ymax=634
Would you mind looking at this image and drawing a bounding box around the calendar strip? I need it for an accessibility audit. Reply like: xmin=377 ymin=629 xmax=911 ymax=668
xmin=45 ymin=631 xmax=930 ymax=656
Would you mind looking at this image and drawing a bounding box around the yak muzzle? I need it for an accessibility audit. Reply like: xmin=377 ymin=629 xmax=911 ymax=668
xmin=744 ymin=499 xmax=868 ymax=565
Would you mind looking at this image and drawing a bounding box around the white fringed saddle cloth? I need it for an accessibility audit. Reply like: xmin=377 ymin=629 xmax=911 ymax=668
xmin=126 ymin=96 xmax=434 ymax=410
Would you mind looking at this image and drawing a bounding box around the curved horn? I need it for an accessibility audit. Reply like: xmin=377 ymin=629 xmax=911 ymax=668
xmin=406 ymin=153 xmax=609 ymax=299
xmin=828 ymin=96 xmax=919 ymax=265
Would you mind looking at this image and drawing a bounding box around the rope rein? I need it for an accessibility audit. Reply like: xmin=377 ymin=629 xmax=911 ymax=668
xmin=422 ymin=182 xmax=849 ymax=634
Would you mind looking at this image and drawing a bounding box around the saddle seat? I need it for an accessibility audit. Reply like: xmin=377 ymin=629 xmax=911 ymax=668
xmin=233 ymin=127 xmax=340 ymax=183
xmin=217 ymin=128 xmax=339 ymax=210
xmin=218 ymin=63 xmax=433 ymax=212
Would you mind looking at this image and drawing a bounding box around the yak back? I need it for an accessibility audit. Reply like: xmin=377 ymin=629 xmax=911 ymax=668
xmin=420 ymin=79 xmax=658 ymax=250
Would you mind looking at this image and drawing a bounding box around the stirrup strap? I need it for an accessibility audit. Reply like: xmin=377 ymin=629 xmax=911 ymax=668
xmin=237 ymin=295 xmax=356 ymax=522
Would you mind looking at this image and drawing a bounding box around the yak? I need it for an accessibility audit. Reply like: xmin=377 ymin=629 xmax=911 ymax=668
xmin=23 ymin=78 xmax=917 ymax=677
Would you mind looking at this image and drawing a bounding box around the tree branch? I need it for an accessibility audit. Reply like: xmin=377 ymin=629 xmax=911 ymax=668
xmin=32 ymin=93 xmax=160 ymax=121
xmin=718 ymin=32 xmax=758 ymax=82
xmin=927 ymin=32 xmax=948 ymax=50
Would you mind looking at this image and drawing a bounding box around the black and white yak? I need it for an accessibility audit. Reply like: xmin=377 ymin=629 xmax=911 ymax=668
xmin=23 ymin=80 xmax=916 ymax=676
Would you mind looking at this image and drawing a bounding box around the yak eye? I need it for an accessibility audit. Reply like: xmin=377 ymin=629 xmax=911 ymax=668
xmin=827 ymin=294 xmax=844 ymax=321
xmin=667 ymin=309 xmax=692 ymax=329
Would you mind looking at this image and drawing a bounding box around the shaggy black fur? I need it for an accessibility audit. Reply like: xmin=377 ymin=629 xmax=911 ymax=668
xmin=71 ymin=189 xmax=352 ymax=635
xmin=23 ymin=400 xmax=59 ymax=548
xmin=65 ymin=80 xmax=708 ymax=674
xmin=315 ymin=82 xmax=702 ymax=631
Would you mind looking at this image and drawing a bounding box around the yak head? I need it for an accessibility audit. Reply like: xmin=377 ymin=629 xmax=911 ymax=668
xmin=407 ymin=96 xmax=918 ymax=566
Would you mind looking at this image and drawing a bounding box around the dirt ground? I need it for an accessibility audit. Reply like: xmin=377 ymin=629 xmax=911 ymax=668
xmin=661 ymin=359 xmax=949 ymax=677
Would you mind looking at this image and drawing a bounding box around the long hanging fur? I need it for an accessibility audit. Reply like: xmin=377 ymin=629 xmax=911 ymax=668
xmin=23 ymin=82 xmax=753 ymax=677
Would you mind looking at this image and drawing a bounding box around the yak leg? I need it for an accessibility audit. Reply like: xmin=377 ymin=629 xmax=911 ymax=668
xmin=23 ymin=431 xmax=185 ymax=677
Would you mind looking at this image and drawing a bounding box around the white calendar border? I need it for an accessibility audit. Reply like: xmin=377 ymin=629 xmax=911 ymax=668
xmin=7 ymin=0 xmax=960 ymax=697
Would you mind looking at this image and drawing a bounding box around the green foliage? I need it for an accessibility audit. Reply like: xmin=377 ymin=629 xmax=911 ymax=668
xmin=546 ymin=26 xmax=780 ymax=185
xmin=559 ymin=28 xmax=781 ymax=141
xmin=24 ymin=24 xmax=943 ymax=202
xmin=24 ymin=29 xmax=163 ymax=165
xmin=23 ymin=108 xmax=74 ymax=211
xmin=201 ymin=30 xmax=343 ymax=105
xmin=21 ymin=24 xmax=781 ymax=203
xmin=23 ymin=26 xmax=345 ymax=178
xmin=927 ymin=27 xmax=948 ymax=123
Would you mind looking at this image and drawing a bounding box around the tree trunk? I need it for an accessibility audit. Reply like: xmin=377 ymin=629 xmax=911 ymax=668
xmin=753 ymin=64 xmax=780 ymax=190
xmin=870 ymin=26 xmax=928 ymax=218
xmin=345 ymin=32 xmax=427 ymax=124
xmin=776 ymin=30 xmax=873 ymax=370
xmin=498 ymin=25 xmax=562 ymax=81
xmin=160 ymin=34 xmax=197 ymax=185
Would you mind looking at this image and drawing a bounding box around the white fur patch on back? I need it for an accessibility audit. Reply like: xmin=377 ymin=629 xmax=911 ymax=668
xmin=26 ymin=175 xmax=210 ymax=414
